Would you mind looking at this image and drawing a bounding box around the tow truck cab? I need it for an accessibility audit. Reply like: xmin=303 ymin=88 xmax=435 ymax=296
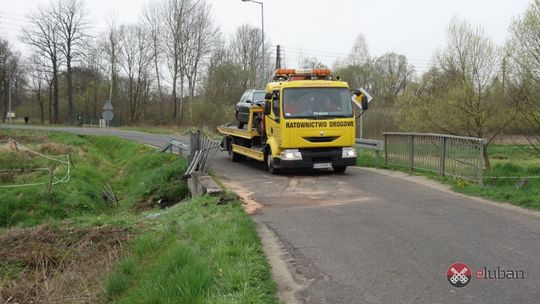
xmin=263 ymin=69 xmax=367 ymax=173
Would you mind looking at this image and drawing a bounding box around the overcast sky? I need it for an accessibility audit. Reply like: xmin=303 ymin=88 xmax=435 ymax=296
xmin=0 ymin=0 xmax=533 ymax=73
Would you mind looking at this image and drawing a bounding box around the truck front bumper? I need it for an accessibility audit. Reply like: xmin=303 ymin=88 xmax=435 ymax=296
xmin=274 ymin=148 xmax=356 ymax=169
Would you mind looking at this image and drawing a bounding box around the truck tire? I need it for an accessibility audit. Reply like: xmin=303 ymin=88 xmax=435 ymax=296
xmin=228 ymin=140 xmax=245 ymax=162
xmin=333 ymin=166 xmax=347 ymax=174
xmin=266 ymin=149 xmax=280 ymax=174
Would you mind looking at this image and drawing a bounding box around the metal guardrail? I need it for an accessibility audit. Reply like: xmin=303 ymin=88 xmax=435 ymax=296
xmin=183 ymin=130 xmax=220 ymax=178
xmin=383 ymin=132 xmax=485 ymax=185
xmin=355 ymin=138 xmax=384 ymax=150
xmin=161 ymin=139 xmax=190 ymax=156
xmin=160 ymin=132 xmax=220 ymax=178
xmin=355 ymin=138 xmax=384 ymax=158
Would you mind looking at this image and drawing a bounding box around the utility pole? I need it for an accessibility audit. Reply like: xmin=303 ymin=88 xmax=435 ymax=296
xmin=261 ymin=1 xmax=265 ymax=88
xmin=241 ymin=0 xmax=265 ymax=88
xmin=276 ymin=45 xmax=281 ymax=69
xmin=7 ymin=69 xmax=11 ymax=124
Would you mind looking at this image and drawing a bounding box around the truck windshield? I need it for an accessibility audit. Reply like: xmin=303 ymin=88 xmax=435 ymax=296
xmin=282 ymin=88 xmax=353 ymax=119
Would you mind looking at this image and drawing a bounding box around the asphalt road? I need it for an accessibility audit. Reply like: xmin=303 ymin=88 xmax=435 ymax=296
xmin=2 ymin=125 xmax=539 ymax=303
xmin=0 ymin=124 xmax=185 ymax=147
xmin=212 ymin=156 xmax=540 ymax=304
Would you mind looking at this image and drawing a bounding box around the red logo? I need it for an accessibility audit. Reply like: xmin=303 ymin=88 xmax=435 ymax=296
xmin=447 ymin=262 xmax=472 ymax=287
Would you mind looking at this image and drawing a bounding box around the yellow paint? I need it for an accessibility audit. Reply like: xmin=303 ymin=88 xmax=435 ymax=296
xmin=218 ymin=73 xmax=358 ymax=161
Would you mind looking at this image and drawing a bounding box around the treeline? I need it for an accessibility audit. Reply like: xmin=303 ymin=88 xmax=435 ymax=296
xmin=331 ymin=2 xmax=540 ymax=166
xmin=0 ymin=0 xmax=270 ymax=126
xmin=0 ymin=0 xmax=539 ymax=157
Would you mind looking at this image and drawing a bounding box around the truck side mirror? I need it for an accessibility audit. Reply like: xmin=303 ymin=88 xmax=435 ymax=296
xmin=351 ymin=90 xmax=370 ymax=110
xmin=264 ymin=101 xmax=271 ymax=115
xmin=265 ymin=92 xmax=273 ymax=99
xmin=361 ymin=95 xmax=368 ymax=110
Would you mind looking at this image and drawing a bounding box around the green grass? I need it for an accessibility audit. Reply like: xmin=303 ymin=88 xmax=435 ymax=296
xmin=0 ymin=129 xmax=188 ymax=227
xmin=1 ymin=130 xmax=278 ymax=303
xmin=357 ymin=149 xmax=385 ymax=168
xmin=357 ymin=145 xmax=540 ymax=210
xmin=106 ymin=195 xmax=278 ymax=304
xmin=120 ymin=125 xmax=223 ymax=140
xmin=457 ymin=145 xmax=540 ymax=209
xmin=120 ymin=125 xmax=188 ymax=136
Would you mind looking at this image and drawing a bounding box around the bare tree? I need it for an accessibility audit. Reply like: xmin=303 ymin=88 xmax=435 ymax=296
xmin=28 ymin=55 xmax=48 ymax=124
xmin=142 ymin=3 xmax=165 ymax=113
xmin=1 ymin=50 xmax=23 ymax=123
xmin=182 ymin=0 xmax=216 ymax=121
xmin=83 ymin=40 xmax=107 ymax=121
xmin=100 ymin=18 xmax=121 ymax=110
xmin=0 ymin=38 xmax=14 ymax=122
xmin=347 ymin=34 xmax=370 ymax=66
xmin=21 ymin=7 xmax=62 ymax=123
xmin=231 ymin=24 xmax=265 ymax=89
xmin=54 ymin=0 xmax=89 ymax=125
xmin=162 ymin=0 xmax=197 ymax=121
xmin=373 ymin=52 xmax=415 ymax=104
xmin=299 ymin=56 xmax=328 ymax=69
xmin=118 ymin=24 xmax=153 ymax=123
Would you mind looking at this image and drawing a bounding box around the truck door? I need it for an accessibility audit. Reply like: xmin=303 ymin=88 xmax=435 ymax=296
xmin=265 ymin=91 xmax=282 ymax=148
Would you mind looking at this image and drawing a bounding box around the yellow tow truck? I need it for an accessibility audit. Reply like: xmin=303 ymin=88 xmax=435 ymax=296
xmin=218 ymin=68 xmax=370 ymax=174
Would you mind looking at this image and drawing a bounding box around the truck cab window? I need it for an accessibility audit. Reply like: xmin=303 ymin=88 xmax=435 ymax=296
xmin=283 ymin=88 xmax=353 ymax=119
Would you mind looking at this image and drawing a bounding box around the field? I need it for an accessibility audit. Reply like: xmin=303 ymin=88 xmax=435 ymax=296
xmin=0 ymin=130 xmax=276 ymax=303
xmin=357 ymin=144 xmax=540 ymax=210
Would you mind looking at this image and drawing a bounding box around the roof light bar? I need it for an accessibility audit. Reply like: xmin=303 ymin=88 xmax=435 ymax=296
xmin=273 ymin=68 xmax=332 ymax=78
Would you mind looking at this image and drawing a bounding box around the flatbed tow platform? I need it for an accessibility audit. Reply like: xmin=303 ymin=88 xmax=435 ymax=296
xmin=218 ymin=107 xmax=266 ymax=161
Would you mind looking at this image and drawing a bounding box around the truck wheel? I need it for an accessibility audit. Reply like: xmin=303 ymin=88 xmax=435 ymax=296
xmin=333 ymin=166 xmax=347 ymax=174
xmin=266 ymin=150 xmax=280 ymax=174
xmin=228 ymin=141 xmax=245 ymax=162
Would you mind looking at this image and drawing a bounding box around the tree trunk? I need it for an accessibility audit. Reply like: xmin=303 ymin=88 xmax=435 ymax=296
xmin=154 ymin=47 xmax=163 ymax=114
xmin=53 ymin=63 xmax=59 ymax=124
xmin=2 ymin=76 xmax=7 ymax=123
xmin=178 ymin=74 xmax=184 ymax=121
xmin=40 ymin=98 xmax=45 ymax=124
xmin=48 ymin=81 xmax=52 ymax=124
xmin=67 ymin=57 xmax=73 ymax=125
xmin=172 ymin=80 xmax=177 ymax=121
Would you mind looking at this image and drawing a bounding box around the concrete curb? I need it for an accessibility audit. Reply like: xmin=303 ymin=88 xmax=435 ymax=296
xmin=187 ymin=172 xmax=223 ymax=196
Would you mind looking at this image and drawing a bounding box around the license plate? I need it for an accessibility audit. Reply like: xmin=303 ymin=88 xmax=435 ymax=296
xmin=313 ymin=162 xmax=332 ymax=169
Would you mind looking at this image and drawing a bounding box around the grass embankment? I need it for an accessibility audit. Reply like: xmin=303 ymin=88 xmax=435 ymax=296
xmin=0 ymin=130 xmax=188 ymax=227
xmin=107 ymin=195 xmax=277 ymax=304
xmin=0 ymin=130 xmax=277 ymax=303
xmin=357 ymin=145 xmax=540 ymax=210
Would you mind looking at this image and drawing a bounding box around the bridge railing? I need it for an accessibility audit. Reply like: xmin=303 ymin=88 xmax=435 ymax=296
xmin=383 ymin=132 xmax=485 ymax=184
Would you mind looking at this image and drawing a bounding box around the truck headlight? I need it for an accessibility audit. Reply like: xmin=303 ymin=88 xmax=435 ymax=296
xmin=280 ymin=149 xmax=302 ymax=160
xmin=342 ymin=147 xmax=357 ymax=158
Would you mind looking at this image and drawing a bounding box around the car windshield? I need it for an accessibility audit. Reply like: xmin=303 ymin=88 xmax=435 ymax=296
xmin=253 ymin=92 xmax=265 ymax=103
xmin=282 ymin=88 xmax=353 ymax=119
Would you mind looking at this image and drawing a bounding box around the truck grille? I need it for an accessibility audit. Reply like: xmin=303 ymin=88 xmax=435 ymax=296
xmin=303 ymin=136 xmax=339 ymax=143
